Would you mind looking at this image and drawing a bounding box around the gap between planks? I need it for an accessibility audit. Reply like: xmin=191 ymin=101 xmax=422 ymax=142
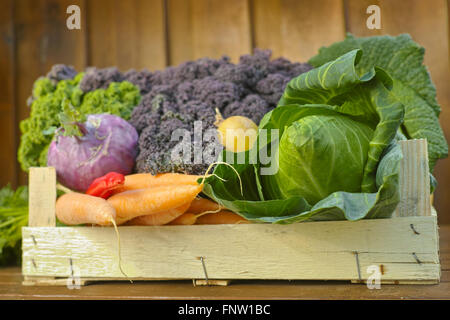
xmin=23 ymin=278 xmax=439 ymax=287
xmin=22 ymin=276 xmax=231 ymax=287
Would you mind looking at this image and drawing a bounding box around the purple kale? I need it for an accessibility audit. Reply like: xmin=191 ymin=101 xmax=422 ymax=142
xmin=256 ymin=73 xmax=291 ymax=105
xmin=128 ymin=49 xmax=312 ymax=174
xmin=223 ymin=94 xmax=271 ymax=124
xmin=191 ymin=77 xmax=244 ymax=110
xmin=214 ymin=63 xmax=265 ymax=88
xmin=46 ymin=64 xmax=77 ymax=83
xmin=79 ymin=67 xmax=124 ymax=92
xmin=239 ymin=49 xmax=272 ymax=71
xmin=268 ymin=57 xmax=313 ymax=78
xmin=123 ymin=69 xmax=153 ymax=94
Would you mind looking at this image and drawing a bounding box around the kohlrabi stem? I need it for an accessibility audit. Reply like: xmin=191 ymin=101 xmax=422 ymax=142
xmin=74 ymin=122 xmax=88 ymax=136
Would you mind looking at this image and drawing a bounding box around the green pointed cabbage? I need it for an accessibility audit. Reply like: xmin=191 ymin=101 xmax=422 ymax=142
xmin=202 ymin=49 xmax=407 ymax=223
xmin=273 ymin=114 xmax=373 ymax=205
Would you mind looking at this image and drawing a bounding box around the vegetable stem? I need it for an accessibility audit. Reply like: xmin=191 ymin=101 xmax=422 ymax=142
xmin=0 ymin=216 xmax=24 ymax=229
xmin=56 ymin=183 xmax=75 ymax=194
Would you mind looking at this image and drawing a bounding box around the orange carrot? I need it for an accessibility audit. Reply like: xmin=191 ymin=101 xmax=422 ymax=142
xmin=195 ymin=210 xmax=250 ymax=225
xmin=56 ymin=192 xmax=116 ymax=226
xmin=107 ymin=184 xmax=202 ymax=225
xmin=167 ymin=213 xmax=199 ymax=225
xmin=187 ymin=197 xmax=222 ymax=214
xmin=169 ymin=198 xmax=223 ymax=225
xmin=111 ymin=173 xmax=201 ymax=195
xmin=125 ymin=202 xmax=190 ymax=226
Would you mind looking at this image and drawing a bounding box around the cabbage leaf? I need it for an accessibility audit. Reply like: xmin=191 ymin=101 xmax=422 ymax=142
xmin=308 ymin=34 xmax=447 ymax=170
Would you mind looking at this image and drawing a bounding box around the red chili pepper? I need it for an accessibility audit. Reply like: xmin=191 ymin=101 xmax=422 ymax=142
xmin=85 ymin=172 xmax=125 ymax=199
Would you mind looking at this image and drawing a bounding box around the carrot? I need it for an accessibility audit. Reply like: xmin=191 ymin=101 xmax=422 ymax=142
xmin=111 ymin=173 xmax=201 ymax=195
xmin=125 ymin=202 xmax=190 ymax=226
xmin=170 ymin=209 xmax=250 ymax=226
xmin=107 ymin=184 xmax=203 ymax=225
xmin=111 ymin=162 xmax=241 ymax=225
xmin=187 ymin=197 xmax=222 ymax=214
xmin=56 ymin=192 xmax=116 ymax=226
xmin=167 ymin=213 xmax=199 ymax=225
xmin=195 ymin=210 xmax=250 ymax=225
xmin=167 ymin=209 xmax=210 ymax=225
xmin=169 ymin=198 xmax=223 ymax=225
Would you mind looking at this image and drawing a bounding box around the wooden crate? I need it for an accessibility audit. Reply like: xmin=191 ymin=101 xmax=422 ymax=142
xmin=21 ymin=139 xmax=440 ymax=286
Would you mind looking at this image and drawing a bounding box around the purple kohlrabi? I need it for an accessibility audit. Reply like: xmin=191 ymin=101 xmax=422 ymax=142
xmin=47 ymin=114 xmax=138 ymax=191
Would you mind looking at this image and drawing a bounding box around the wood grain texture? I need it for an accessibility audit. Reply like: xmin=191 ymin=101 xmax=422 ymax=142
xmin=394 ymin=140 xmax=431 ymax=217
xmin=86 ymin=0 xmax=167 ymax=71
xmin=14 ymin=0 xmax=87 ymax=185
xmin=28 ymin=167 xmax=56 ymax=227
xmin=166 ymin=0 xmax=193 ymax=66
xmin=250 ymin=0 xmax=282 ymax=58
xmin=21 ymin=216 xmax=439 ymax=282
xmin=0 ymin=0 xmax=18 ymax=189
xmin=252 ymin=0 xmax=346 ymax=61
xmin=167 ymin=0 xmax=252 ymax=64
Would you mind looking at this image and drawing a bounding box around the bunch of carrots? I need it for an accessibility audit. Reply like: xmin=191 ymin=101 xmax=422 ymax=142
xmin=55 ymin=172 xmax=249 ymax=227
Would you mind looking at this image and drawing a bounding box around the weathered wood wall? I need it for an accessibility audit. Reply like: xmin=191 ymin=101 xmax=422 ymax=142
xmin=1 ymin=0 xmax=449 ymax=223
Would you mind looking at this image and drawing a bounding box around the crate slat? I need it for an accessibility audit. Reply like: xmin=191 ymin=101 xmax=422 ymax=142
xmin=394 ymin=139 xmax=431 ymax=217
xmin=28 ymin=167 xmax=56 ymax=227
xmin=22 ymin=216 xmax=439 ymax=282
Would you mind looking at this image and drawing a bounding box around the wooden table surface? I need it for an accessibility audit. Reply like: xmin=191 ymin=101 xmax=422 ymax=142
xmin=1 ymin=224 xmax=449 ymax=300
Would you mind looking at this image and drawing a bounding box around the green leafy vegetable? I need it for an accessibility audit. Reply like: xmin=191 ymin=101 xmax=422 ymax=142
xmin=0 ymin=185 xmax=28 ymax=266
xmin=18 ymin=75 xmax=141 ymax=171
xmin=203 ymin=49 xmax=404 ymax=223
xmin=308 ymin=33 xmax=448 ymax=170
xmin=59 ymin=99 xmax=84 ymax=137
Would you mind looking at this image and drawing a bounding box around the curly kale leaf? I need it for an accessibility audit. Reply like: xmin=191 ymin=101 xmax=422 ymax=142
xmin=80 ymin=81 xmax=141 ymax=120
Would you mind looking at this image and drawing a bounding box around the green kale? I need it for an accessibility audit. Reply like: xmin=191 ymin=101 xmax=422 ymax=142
xmin=80 ymin=81 xmax=140 ymax=120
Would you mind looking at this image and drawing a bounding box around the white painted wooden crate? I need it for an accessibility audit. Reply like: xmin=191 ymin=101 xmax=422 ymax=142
xmin=21 ymin=139 xmax=440 ymax=286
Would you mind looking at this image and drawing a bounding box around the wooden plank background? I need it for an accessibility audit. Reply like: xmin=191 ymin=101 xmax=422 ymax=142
xmin=1 ymin=0 xmax=449 ymax=223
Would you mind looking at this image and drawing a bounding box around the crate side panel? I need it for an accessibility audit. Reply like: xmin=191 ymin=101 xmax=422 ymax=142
xmin=394 ymin=139 xmax=431 ymax=217
xmin=22 ymin=216 xmax=439 ymax=281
